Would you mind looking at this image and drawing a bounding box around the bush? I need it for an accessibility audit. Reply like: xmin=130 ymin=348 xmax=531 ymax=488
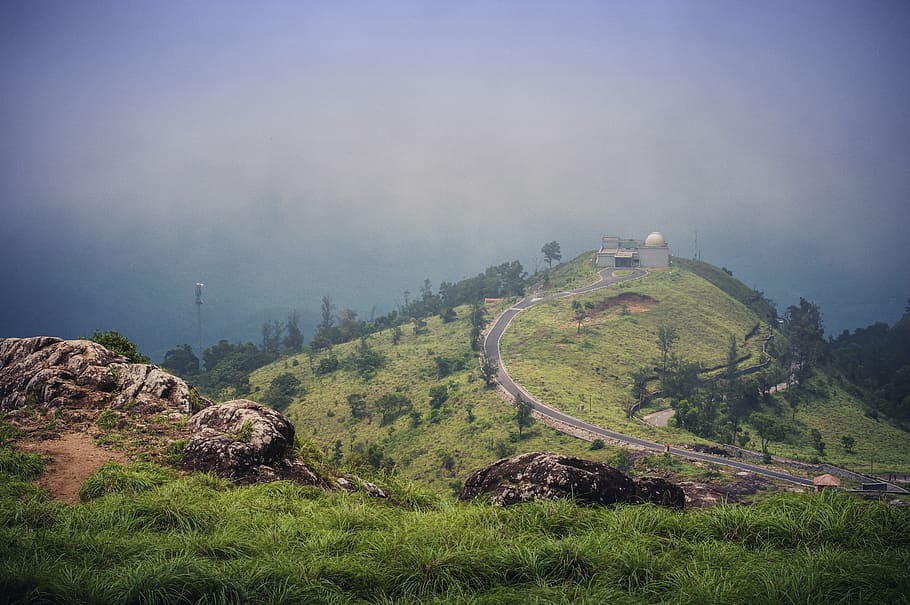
xmin=590 ymin=439 xmax=605 ymax=450
xmin=317 ymin=355 xmax=340 ymax=375
xmin=90 ymin=330 xmax=151 ymax=364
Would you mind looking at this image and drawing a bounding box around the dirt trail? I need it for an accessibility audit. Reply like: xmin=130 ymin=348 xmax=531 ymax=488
xmin=18 ymin=433 xmax=128 ymax=504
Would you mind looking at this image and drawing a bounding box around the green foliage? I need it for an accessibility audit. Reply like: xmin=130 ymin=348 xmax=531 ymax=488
xmin=515 ymin=395 xmax=534 ymax=438
xmin=541 ymin=240 xmax=562 ymax=269
xmin=0 ymin=447 xmax=45 ymax=480
xmin=90 ymin=330 xmax=151 ymax=364
xmin=841 ymin=435 xmax=855 ymax=453
xmin=589 ymin=438 xmax=605 ymax=450
xmin=235 ymin=420 xmax=254 ymax=443
xmin=96 ymin=410 xmax=119 ymax=430
xmin=345 ymin=342 xmax=386 ymax=380
xmin=161 ymin=344 xmax=199 ymax=376
xmin=316 ymin=354 xmax=340 ymax=375
xmin=261 ymin=372 xmax=302 ymax=411
xmin=78 ymin=462 xmax=175 ymax=501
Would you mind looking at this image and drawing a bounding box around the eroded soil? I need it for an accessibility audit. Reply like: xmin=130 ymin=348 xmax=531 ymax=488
xmin=17 ymin=432 xmax=128 ymax=503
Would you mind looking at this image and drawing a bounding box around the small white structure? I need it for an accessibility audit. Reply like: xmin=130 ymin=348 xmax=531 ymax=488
xmin=595 ymin=232 xmax=670 ymax=268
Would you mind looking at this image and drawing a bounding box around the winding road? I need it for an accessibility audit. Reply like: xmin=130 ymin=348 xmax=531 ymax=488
xmin=484 ymin=268 xmax=823 ymax=489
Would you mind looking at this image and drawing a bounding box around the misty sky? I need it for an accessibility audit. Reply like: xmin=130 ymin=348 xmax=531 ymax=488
xmin=2 ymin=1 xmax=909 ymax=360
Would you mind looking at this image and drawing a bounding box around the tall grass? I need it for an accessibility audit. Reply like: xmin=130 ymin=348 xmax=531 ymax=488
xmin=1 ymin=471 xmax=907 ymax=604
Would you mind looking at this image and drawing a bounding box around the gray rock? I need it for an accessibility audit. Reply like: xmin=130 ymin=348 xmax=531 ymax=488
xmin=182 ymin=399 xmax=324 ymax=486
xmin=460 ymin=451 xmax=636 ymax=507
xmin=0 ymin=337 xmax=209 ymax=415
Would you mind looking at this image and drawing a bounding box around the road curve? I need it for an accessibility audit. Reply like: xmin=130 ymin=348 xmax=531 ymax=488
xmin=483 ymin=268 xmax=818 ymax=488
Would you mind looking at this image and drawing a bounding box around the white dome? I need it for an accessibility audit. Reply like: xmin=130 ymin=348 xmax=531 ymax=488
xmin=644 ymin=232 xmax=667 ymax=247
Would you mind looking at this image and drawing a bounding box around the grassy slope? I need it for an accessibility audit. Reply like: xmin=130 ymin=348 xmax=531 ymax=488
xmin=502 ymin=265 xmax=766 ymax=443
xmin=250 ymin=307 xmax=611 ymax=494
xmin=744 ymin=378 xmax=910 ymax=475
xmin=1 ymin=465 xmax=908 ymax=604
xmin=508 ymin=253 xmax=910 ymax=472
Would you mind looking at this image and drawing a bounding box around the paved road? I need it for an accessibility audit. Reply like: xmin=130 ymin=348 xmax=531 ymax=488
xmin=642 ymin=408 xmax=676 ymax=427
xmin=483 ymin=268 xmax=821 ymax=488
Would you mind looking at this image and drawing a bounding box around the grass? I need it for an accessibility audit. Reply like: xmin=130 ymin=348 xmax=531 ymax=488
xmin=740 ymin=377 xmax=910 ymax=474
xmin=501 ymin=265 xmax=766 ymax=442
xmin=248 ymin=303 xmax=639 ymax=494
xmin=543 ymin=251 xmax=602 ymax=292
xmin=0 ymin=472 xmax=907 ymax=604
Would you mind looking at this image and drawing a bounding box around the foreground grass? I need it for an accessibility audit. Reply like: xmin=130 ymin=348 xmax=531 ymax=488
xmin=1 ymin=464 xmax=908 ymax=604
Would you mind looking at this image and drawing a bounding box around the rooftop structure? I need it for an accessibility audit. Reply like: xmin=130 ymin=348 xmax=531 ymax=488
xmin=595 ymin=232 xmax=669 ymax=268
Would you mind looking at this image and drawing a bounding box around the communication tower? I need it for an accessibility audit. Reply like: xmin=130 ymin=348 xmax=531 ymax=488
xmin=195 ymin=283 xmax=204 ymax=356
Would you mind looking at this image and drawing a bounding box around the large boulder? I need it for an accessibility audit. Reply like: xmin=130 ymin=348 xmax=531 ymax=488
xmin=181 ymin=400 xmax=322 ymax=485
xmin=0 ymin=337 xmax=209 ymax=415
xmin=460 ymin=452 xmax=637 ymax=507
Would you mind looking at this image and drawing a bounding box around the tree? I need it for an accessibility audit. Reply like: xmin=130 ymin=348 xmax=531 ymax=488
xmin=785 ymin=297 xmax=826 ymax=384
xmin=572 ymin=300 xmax=595 ymax=334
xmin=90 ymin=330 xmax=150 ymax=364
xmin=261 ymin=320 xmax=283 ymax=360
xmin=162 ymin=344 xmax=199 ymax=376
xmin=262 ymin=372 xmax=301 ymax=412
xmin=725 ymin=334 xmax=739 ymax=381
xmin=515 ymin=394 xmax=535 ymax=438
xmin=657 ymin=324 xmax=679 ymax=374
xmin=841 ymin=435 xmax=855 ymax=453
xmin=347 ymin=393 xmax=367 ymax=419
xmin=283 ymin=310 xmax=304 ymax=353
xmin=749 ymin=412 xmax=785 ymax=455
xmin=481 ymin=356 xmax=498 ymax=387
xmin=470 ymin=302 xmax=486 ymax=350
xmin=541 ymin=241 xmax=562 ymax=270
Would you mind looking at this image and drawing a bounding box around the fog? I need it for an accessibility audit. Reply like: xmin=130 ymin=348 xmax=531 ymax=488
xmin=2 ymin=1 xmax=908 ymax=359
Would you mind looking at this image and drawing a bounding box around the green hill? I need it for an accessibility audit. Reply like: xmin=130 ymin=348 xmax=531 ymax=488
xmin=254 ymin=251 xmax=910 ymax=486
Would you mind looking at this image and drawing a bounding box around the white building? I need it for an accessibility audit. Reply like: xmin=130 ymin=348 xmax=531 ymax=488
xmin=595 ymin=232 xmax=670 ymax=268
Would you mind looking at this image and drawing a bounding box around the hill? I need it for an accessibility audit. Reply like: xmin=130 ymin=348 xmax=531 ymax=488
xmin=245 ymin=252 xmax=909 ymax=496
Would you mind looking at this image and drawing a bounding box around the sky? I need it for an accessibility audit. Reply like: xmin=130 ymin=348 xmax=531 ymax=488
xmin=2 ymin=0 xmax=909 ymax=360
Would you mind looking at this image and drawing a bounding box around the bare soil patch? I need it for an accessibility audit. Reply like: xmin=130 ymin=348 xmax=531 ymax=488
xmin=591 ymin=293 xmax=657 ymax=316
xmin=17 ymin=432 xmax=128 ymax=504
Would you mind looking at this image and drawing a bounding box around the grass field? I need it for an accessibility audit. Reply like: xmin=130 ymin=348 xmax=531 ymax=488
xmin=501 ymin=266 xmax=766 ymax=442
xmin=249 ymin=305 xmax=629 ymax=494
xmin=1 ymin=454 xmax=908 ymax=604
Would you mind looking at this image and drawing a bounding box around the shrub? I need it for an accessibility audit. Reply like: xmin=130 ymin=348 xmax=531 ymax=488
xmin=90 ymin=330 xmax=151 ymax=364
xmin=590 ymin=439 xmax=605 ymax=450
xmin=96 ymin=410 xmax=119 ymax=430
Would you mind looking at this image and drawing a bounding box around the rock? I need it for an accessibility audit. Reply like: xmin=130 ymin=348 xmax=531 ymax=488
xmin=633 ymin=476 xmax=686 ymax=508
xmin=181 ymin=400 xmax=323 ymax=486
xmin=460 ymin=452 xmax=636 ymax=507
xmin=0 ymin=337 xmax=209 ymax=416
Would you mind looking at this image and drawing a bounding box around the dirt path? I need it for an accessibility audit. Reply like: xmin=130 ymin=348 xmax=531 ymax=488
xmin=17 ymin=433 xmax=128 ymax=504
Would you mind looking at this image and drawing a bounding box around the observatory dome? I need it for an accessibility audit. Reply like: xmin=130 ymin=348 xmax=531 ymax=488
xmin=644 ymin=232 xmax=667 ymax=247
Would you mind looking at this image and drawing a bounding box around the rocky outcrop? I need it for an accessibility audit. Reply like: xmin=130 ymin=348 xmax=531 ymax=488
xmin=460 ymin=452 xmax=684 ymax=508
xmin=0 ymin=337 xmax=209 ymax=416
xmin=632 ymin=476 xmax=686 ymax=508
xmin=181 ymin=400 xmax=323 ymax=486
xmin=460 ymin=452 xmax=636 ymax=506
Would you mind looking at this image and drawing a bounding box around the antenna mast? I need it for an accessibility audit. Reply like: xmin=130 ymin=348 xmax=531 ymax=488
xmin=195 ymin=283 xmax=204 ymax=356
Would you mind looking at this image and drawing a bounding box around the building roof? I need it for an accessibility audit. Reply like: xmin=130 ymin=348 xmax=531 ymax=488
xmin=812 ymin=474 xmax=841 ymax=487
xmin=643 ymin=232 xmax=667 ymax=247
